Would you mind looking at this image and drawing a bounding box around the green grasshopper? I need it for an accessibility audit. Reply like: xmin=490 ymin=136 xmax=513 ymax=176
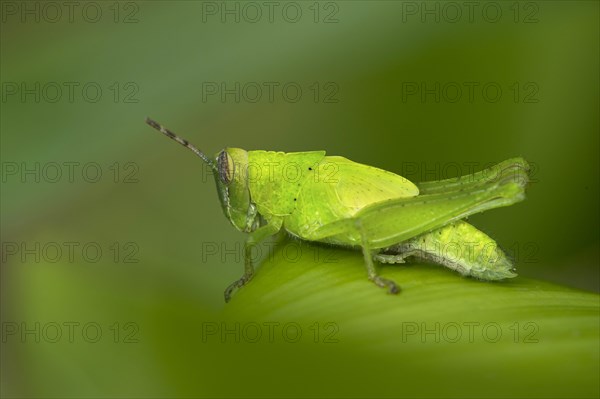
xmin=146 ymin=117 xmax=530 ymax=302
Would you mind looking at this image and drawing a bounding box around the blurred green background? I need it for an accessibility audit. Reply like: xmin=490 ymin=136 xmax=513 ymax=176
xmin=1 ymin=1 xmax=598 ymax=398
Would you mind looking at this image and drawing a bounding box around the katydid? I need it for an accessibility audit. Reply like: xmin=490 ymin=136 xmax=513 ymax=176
xmin=146 ymin=117 xmax=530 ymax=302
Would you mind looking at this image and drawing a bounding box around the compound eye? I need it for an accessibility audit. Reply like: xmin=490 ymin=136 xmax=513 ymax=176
xmin=217 ymin=150 xmax=233 ymax=185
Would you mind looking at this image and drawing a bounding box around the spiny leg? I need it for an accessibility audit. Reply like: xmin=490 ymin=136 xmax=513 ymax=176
xmin=357 ymin=221 xmax=400 ymax=294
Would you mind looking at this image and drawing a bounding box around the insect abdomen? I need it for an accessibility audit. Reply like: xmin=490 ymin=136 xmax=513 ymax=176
xmin=394 ymin=221 xmax=517 ymax=280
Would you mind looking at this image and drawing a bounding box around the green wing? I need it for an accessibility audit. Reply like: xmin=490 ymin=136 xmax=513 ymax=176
xmin=284 ymin=156 xmax=419 ymax=238
xmin=327 ymin=156 xmax=419 ymax=213
xmin=305 ymin=158 xmax=530 ymax=249
xmin=416 ymin=158 xmax=529 ymax=195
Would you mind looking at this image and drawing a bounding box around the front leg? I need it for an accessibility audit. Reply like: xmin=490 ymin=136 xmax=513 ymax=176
xmin=224 ymin=219 xmax=282 ymax=302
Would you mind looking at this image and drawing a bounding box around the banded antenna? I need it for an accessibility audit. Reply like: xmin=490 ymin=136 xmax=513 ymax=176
xmin=145 ymin=117 xmax=217 ymax=171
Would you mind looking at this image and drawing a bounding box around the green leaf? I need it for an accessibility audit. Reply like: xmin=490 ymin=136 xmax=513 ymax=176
xmin=221 ymin=238 xmax=600 ymax=398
